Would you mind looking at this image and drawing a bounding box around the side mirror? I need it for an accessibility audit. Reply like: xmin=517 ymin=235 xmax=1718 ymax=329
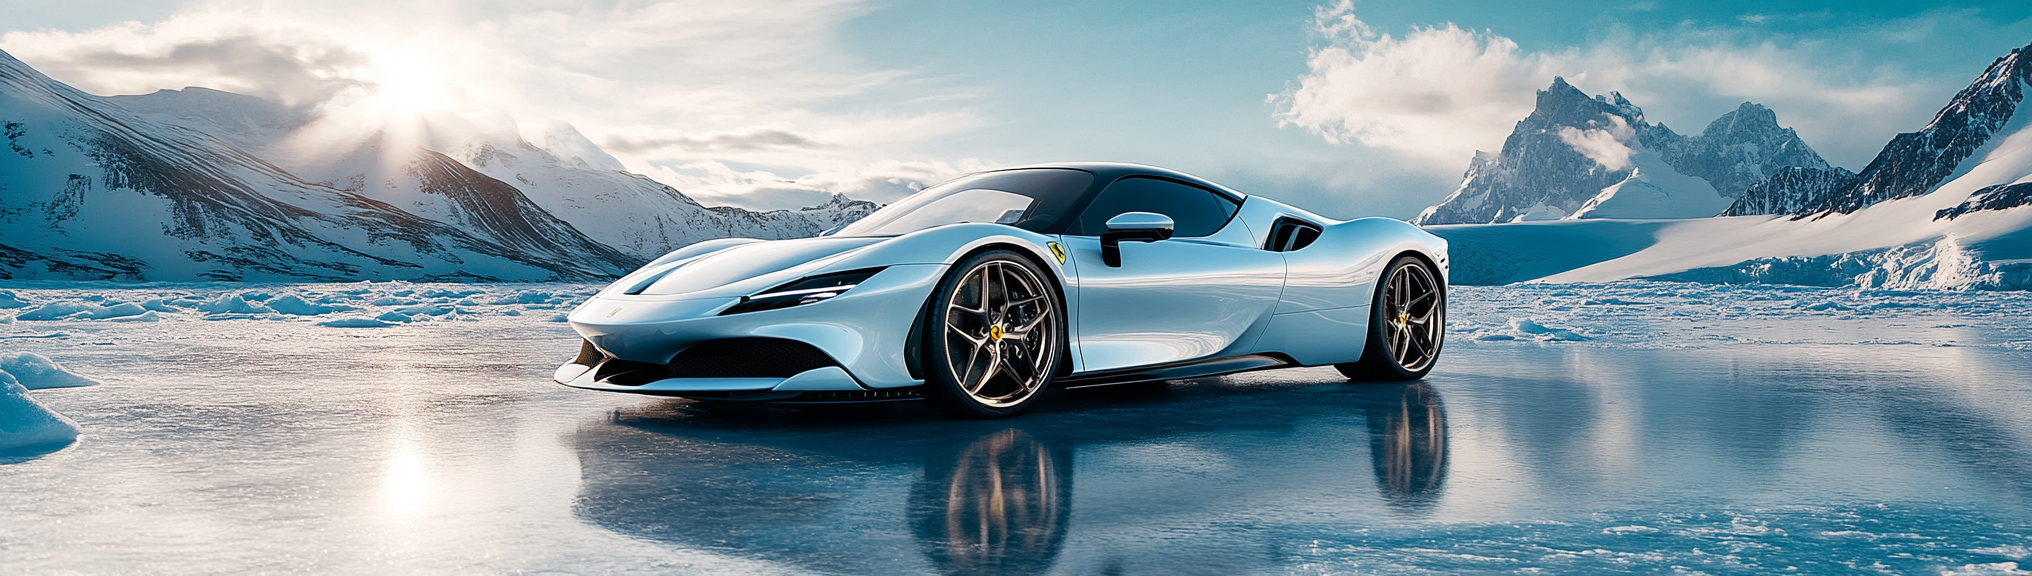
xmin=1100 ymin=212 xmax=1174 ymax=267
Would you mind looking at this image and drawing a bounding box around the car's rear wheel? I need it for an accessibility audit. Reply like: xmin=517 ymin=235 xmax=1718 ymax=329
xmin=1338 ymin=255 xmax=1445 ymax=381
xmin=921 ymin=250 xmax=1064 ymax=419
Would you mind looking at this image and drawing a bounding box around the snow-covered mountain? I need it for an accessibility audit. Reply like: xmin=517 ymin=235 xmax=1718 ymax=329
xmin=110 ymin=86 xmax=877 ymax=261
xmin=1415 ymin=78 xmax=1830 ymax=225
xmin=0 ymin=49 xmax=875 ymax=281
xmin=1428 ymin=42 xmax=2032 ymax=291
xmin=1728 ymin=44 xmax=2032 ymax=219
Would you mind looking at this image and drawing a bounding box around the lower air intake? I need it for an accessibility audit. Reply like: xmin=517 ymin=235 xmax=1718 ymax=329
xmin=666 ymin=338 xmax=838 ymax=378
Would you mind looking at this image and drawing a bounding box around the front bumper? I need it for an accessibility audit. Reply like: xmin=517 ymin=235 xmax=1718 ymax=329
xmin=556 ymin=264 xmax=946 ymax=394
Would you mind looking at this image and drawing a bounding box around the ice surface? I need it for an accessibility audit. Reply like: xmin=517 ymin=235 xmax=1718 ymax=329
xmin=2 ymin=280 xmax=2031 ymax=573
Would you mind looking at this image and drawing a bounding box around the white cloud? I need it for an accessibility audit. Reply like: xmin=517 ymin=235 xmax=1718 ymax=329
xmin=646 ymin=157 xmax=993 ymax=210
xmin=1269 ymin=2 xmax=1561 ymax=169
xmin=0 ymin=14 xmax=369 ymax=106
xmin=1272 ymin=1 xmax=1934 ymax=174
xmin=0 ymin=0 xmax=988 ymax=210
xmin=1557 ymin=115 xmax=1636 ymax=171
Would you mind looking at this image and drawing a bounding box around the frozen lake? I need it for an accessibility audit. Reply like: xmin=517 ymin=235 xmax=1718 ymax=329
xmin=4 ymin=281 xmax=2032 ymax=574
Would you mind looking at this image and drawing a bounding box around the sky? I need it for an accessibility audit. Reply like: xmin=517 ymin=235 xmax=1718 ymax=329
xmin=3 ymin=0 xmax=2030 ymax=219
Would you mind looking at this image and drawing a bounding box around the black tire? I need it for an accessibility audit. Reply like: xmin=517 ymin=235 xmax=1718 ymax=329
xmin=920 ymin=250 xmax=1065 ymax=418
xmin=1338 ymin=255 xmax=1445 ymax=381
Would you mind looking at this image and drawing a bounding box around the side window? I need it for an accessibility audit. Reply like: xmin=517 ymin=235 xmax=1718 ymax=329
xmin=1073 ymin=177 xmax=1239 ymax=237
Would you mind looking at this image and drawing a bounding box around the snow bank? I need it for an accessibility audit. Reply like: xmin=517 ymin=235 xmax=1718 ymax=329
xmin=0 ymin=372 xmax=80 ymax=456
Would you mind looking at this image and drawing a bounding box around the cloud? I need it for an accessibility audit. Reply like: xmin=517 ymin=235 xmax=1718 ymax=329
xmin=1271 ymin=1 xmax=1935 ymax=173
xmin=1557 ymin=116 xmax=1636 ymax=171
xmin=648 ymin=158 xmax=991 ymax=210
xmin=1269 ymin=2 xmax=1560 ymax=169
xmin=604 ymin=129 xmax=828 ymax=154
xmin=0 ymin=16 xmax=369 ymax=106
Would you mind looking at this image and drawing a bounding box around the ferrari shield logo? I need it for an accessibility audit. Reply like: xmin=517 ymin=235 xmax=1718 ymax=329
xmin=1047 ymin=242 xmax=1066 ymax=264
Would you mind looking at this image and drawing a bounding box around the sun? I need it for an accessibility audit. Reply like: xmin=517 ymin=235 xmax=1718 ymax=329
xmin=367 ymin=51 xmax=447 ymax=113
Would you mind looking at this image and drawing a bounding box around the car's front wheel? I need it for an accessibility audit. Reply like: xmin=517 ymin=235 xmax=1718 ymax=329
xmin=921 ymin=250 xmax=1064 ymax=418
xmin=1338 ymin=255 xmax=1445 ymax=381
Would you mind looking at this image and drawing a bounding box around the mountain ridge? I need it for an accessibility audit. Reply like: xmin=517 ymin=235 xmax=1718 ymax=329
xmin=0 ymin=49 xmax=875 ymax=281
xmin=1414 ymin=78 xmax=1831 ymax=225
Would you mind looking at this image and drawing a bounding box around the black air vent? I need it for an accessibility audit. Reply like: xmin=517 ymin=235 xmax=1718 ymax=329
xmin=666 ymin=338 xmax=839 ymax=378
xmin=1265 ymin=218 xmax=1322 ymax=252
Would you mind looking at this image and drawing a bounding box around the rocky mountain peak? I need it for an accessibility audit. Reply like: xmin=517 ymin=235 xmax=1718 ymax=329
xmin=1415 ymin=78 xmax=1826 ymax=225
xmin=1522 ymin=77 xmax=1642 ymax=129
xmin=1704 ymin=102 xmax=1780 ymax=137
xmin=1726 ymin=41 xmax=2032 ymax=218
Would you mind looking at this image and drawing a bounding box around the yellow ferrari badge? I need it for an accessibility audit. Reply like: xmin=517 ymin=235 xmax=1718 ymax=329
xmin=1048 ymin=242 xmax=1066 ymax=264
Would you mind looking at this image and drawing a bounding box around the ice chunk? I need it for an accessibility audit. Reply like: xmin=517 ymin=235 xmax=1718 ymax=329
xmin=0 ymin=375 xmax=80 ymax=456
xmin=394 ymin=304 xmax=450 ymax=316
xmin=0 ymin=290 xmax=28 ymax=309
xmin=375 ymin=311 xmax=413 ymax=323
xmin=317 ymin=317 xmax=396 ymax=328
xmin=89 ymin=302 xmax=147 ymax=319
xmin=15 ymin=301 xmax=149 ymax=321
xmin=493 ymin=291 xmax=556 ymax=305
xmin=199 ymin=293 xmax=276 ymax=315
xmin=0 ymin=353 xmax=100 ymax=389
xmin=1508 ymin=318 xmax=1593 ymax=341
xmin=265 ymin=295 xmax=351 ymax=316
xmin=15 ymin=302 xmax=95 ymax=321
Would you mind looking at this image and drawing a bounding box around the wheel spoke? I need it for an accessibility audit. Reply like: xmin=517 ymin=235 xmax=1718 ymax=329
xmin=971 ymin=345 xmax=1003 ymax=394
xmin=1000 ymin=354 xmax=1031 ymax=389
xmin=947 ymin=319 xmax=986 ymax=342
xmin=955 ymin=336 xmax=987 ymax=385
xmin=1405 ymin=291 xmax=1434 ymax=309
xmin=1006 ymin=293 xmax=1046 ymax=310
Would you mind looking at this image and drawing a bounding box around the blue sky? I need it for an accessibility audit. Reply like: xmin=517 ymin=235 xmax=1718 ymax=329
xmin=4 ymin=1 xmax=2030 ymax=218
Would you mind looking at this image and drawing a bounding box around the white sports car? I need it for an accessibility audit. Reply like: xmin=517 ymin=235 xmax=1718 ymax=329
xmin=556 ymin=163 xmax=1448 ymax=418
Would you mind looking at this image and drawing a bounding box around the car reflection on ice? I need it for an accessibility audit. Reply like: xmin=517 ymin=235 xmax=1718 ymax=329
xmin=568 ymin=383 xmax=1448 ymax=574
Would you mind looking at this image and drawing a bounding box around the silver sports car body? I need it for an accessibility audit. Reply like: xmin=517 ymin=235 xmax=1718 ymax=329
xmin=557 ymin=163 xmax=1448 ymax=418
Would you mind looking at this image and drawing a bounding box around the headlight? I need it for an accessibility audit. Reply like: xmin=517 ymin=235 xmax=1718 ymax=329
xmin=719 ymin=268 xmax=884 ymax=315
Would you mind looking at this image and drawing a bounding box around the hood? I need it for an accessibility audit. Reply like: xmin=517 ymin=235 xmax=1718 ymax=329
xmin=633 ymin=235 xmax=890 ymax=297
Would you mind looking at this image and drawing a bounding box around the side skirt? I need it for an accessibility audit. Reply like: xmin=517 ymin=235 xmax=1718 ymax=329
xmin=1055 ymin=354 xmax=1295 ymax=390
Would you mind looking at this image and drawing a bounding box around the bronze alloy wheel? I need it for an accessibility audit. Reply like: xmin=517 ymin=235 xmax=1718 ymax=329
xmin=922 ymin=251 xmax=1063 ymax=417
xmin=1339 ymin=256 xmax=1446 ymax=381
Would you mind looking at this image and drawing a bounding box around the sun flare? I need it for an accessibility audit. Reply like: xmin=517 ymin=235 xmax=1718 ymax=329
xmin=367 ymin=52 xmax=447 ymax=113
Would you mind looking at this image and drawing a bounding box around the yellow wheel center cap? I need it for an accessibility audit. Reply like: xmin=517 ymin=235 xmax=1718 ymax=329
xmin=1398 ymin=312 xmax=1409 ymax=324
xmin=990 ymin=325 xmax=1004 ymax=340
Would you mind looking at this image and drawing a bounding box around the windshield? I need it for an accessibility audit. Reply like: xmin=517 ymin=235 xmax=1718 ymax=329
xmin=835 ymin=168 xmax=1096 ymax=236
